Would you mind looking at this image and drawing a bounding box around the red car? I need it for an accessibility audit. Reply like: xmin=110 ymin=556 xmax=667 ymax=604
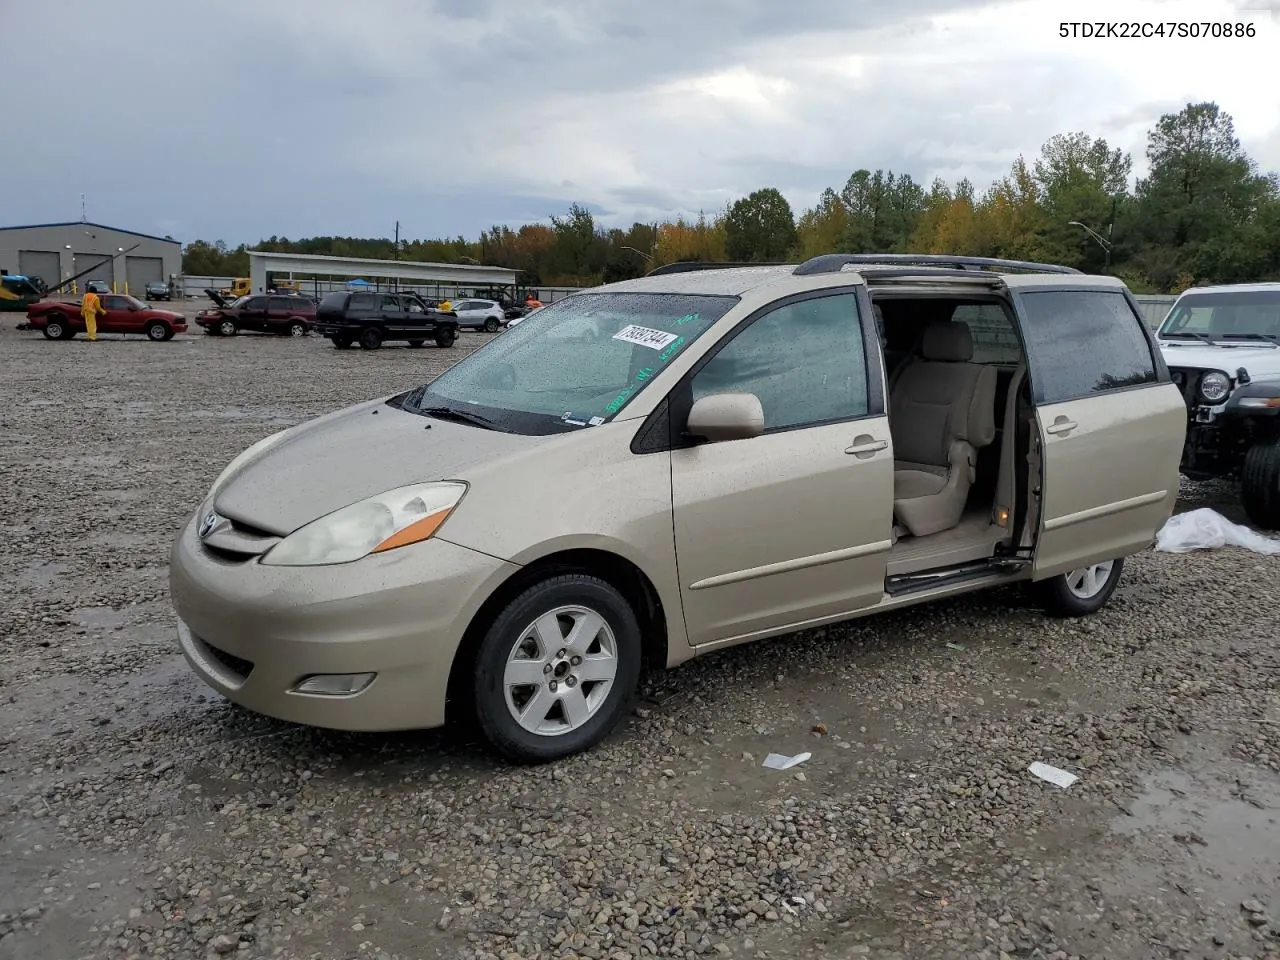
xmin=195 ymin=294 xmax=316 ymax=337
xmin=24 ymin=294 xmax=187 ymax=341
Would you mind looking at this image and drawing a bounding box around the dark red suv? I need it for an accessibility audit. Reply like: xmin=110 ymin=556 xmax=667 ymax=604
xmin=195 ymin=294 xmax=316 ymax=337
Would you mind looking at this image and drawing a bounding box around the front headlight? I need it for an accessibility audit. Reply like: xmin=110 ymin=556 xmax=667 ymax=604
xmin=1198 ymin=371 xmax=1231 ymax=403
xmin=260 ymin=481 xmax=467 ymax=566
xmin=211 ymin=429 xmax=290 ymax=494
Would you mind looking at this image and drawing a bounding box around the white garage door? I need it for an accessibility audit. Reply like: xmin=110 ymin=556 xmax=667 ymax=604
xmin=125 ymin=256 xmax=163 ymax=293
xmin=73 ymin=252 xmax=114 ymax=288
xmin=18 ymin=250 xmax=60 ymax=288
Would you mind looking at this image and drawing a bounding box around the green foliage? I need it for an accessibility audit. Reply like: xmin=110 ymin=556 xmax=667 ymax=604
xmin=724 ymin=188 xmax=798 ymax=261
xmin=181 ymin=101 xmax=1280 ymax=294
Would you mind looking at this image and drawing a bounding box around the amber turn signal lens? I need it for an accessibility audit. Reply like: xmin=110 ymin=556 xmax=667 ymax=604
xmin=371 ymin=508 xmax=453 ymax=553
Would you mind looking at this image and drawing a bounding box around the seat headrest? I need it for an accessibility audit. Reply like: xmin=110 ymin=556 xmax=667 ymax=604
xmin=921 ymin=321 xmax=973 ymax=362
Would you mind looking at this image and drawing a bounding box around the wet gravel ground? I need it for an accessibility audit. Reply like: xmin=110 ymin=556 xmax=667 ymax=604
xmin=1 ymin=321 xmax=1278 ymax=960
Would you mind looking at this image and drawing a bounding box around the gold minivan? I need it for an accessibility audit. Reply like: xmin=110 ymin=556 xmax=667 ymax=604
xmin=169 ymin=255 xmax=1187 ymax=762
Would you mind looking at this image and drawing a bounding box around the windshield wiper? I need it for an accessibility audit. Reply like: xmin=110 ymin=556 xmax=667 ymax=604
xmin=1163 ymin=331 xmax=1219 ymax=345
xmin=418 ymin=405 xmax=499 ymax=429
xmin=1221 ymin=333 xmax=1280 ymax=346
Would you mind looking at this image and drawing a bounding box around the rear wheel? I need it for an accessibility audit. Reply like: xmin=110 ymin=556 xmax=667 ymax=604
xmin=1035 ymin=557 xmax=1123 ymax=617
xmin=484 ymin=317 xmax=500 ymax=332
xmin=472 ymin=575 xmax=642 ymax=763
xmin=42 ymin=317 xmax=67 ymax=340
xmin=1242 ymin=440 xmax=1280 ymax=529
xmin=218 ymin=319 xmax=237 ymax=336
xmin=359 ymin=326 xmax=383 ymax=350
xmin=146 ymin=321 xmax=170 ymax=341
xmin=288 ymin=321 xmax=307 ymax=337
xmin=435 ymin=328 xmax=457 ymax=348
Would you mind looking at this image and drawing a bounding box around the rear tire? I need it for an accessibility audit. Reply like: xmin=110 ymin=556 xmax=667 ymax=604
xmin=146 ymin=321 xmax=169 ymax=341
xmin=1034 ymin=557 xmax=1124 ymax=618
xmin=484 ymin=317 xmax=500 ymax=333
xmin=359 ymin=326 xmax=383 ymax=350
xmin=472 ymin=574 xmax=642 ymax=763
xmin=288 ymin=321 xmax=307 ymax=337
xmin=435 ymin=328 xmax=457 ymax=348
xmin=1242 ymin=440 xmax=1280 ymax=529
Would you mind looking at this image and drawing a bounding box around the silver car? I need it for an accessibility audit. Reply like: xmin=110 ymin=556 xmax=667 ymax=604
xmin=170 ymin=254 xmax=1186 ymax=762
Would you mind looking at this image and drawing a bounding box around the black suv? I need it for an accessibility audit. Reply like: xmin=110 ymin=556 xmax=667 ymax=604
xmin=314 ymin=291 xmax=460 ymax=349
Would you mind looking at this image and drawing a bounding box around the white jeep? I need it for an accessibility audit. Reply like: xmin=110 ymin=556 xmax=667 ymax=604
xmin=1155 ymin=282 xmax=1280 ymax=528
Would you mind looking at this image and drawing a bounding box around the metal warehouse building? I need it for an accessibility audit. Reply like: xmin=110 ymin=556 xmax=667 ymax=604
xmin=0 ymin=221 xmax=181 ymax=294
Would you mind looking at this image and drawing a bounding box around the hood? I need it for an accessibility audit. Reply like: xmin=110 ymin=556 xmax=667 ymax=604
xmin=213 ymin=399 xmax=548 ymax=534
xmin=1157 ymin=339 xmax=1280 ymax=377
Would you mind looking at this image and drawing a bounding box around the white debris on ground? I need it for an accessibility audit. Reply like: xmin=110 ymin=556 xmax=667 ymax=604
xmin=1155 ymin=507 xmax=1280 ymax=555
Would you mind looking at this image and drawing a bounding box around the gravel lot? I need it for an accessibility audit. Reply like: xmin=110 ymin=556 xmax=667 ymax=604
xmin=1 ymin=319 xmax=1279 ymax=960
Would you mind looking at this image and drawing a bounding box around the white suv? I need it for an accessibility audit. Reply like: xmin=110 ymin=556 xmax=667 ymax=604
xmin=449 ymin=298 xmax=507 ymax=332
xmin=1154 ymin=282 xmax=1280 ymax=528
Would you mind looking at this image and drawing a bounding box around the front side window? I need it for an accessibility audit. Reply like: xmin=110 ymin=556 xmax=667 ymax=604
xmin=1158 ymin=290 xmax=1280 ymax=343
xmin=691 ymin=293 xmax=869 ymax=431
xmin=408 ymin=292 xmax=737 ymax=434
xmin=1018 ymin=290 xmax=1158 ymax=402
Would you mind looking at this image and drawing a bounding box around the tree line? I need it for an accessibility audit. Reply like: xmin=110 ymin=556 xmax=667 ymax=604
xmin=182 ymin=101 xmax=1280 ymax=294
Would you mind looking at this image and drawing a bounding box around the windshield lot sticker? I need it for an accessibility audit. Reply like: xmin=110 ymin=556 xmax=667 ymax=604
xmin=673 ymin=313 xmax=699 ymax=326
xmin=613 ymin=324 xmax=679 ymax=350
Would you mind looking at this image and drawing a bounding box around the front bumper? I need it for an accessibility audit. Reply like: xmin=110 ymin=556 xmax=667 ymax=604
xmin=169 ymin=511 xmax=518 ymax=731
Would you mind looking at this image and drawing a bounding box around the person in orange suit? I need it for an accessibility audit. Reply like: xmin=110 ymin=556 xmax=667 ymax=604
xmin=81 ymin=289 xmax=107 ymax=341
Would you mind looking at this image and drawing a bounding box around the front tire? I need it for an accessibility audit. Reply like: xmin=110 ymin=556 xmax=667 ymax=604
xmin=218 ymin=319 xmax=237 ymax=336
xmin=1035 ymin=557 xmax=1124 ymax=618
xmin=146 ymin=321 xmax=170 ymax=341
xmin=472 ymin=575 xmax=642 ymax=763
xmin=1241 ymin=440 xmax=1280 ymax=529
xmin=42 ymin=317 xmax=66 ymax=340
xmin=435 ymin=328 xmax=456 ymax=348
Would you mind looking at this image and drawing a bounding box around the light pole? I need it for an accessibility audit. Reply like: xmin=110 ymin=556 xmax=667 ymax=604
xmin=1067 ymin=219 xmax=1113 ymax=270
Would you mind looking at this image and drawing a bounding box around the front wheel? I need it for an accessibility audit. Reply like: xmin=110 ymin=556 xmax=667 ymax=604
xmin=146 ymin=321 xmax=170 ymax=341
xmin=1241 ymin=440 xmax=1280 ymax=529
xmin=42 ymin=317 xmax=67 ymax=340
xmin=218 ymin=319 xmax=237 ymax=336
xmin=1034 ymin=557 xmax=1124 ymax=618
xmin=472 ymin=575 xmax=642 ymax=763
xmin=435 ymin=328 xmax=457 ymax=348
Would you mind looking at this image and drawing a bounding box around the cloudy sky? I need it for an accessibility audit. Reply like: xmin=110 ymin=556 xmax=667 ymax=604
xmin=3 ymin=0 xmax=1278 ymax=246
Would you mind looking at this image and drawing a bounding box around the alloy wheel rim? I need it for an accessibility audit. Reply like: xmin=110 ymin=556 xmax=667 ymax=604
xmin=1065 ymin=561 xmax=1114 ymax=599
xmin=503 ymin=605 xmax=618 ymax=737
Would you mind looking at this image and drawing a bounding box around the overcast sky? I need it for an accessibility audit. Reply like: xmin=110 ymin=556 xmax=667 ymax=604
xmin=3 ymin=0 xmax=1278 ymax=246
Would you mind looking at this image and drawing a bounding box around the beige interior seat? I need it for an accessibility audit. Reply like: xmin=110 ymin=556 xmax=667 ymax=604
xmin=889 ymin=320 xmax=997 ymax=537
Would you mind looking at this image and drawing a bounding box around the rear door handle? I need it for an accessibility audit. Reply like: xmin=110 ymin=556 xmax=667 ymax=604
xmin=846 ymin=435 xmax=888 ymax=456
xmin=1045 ymin=417 xmax=1077 ymax=435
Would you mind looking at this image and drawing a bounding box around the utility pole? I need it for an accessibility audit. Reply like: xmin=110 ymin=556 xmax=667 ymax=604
xmin=80 ymin=194 xmax=87 ymax=222
xmin=393 ymin=220 xmax=400 ymax=290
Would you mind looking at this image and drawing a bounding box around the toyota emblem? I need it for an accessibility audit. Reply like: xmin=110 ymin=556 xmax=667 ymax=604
xmin=199 ymin=510 xmax=218 ymax=538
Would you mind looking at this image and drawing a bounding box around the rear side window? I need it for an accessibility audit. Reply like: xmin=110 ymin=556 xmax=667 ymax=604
xmin=1018 ymin=290 xmax=1158 ymax=403
xmin=350 ymin=294 xmax=378 ymax=311
xmin=950 ymin=303 xmax=1021 ymax=364
xmin=320 ymin=292 xmax=347 ymax=311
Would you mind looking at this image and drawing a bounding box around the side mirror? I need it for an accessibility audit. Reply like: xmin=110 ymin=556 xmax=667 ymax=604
xmin=685 ymin=393 xmax=765 ymax=443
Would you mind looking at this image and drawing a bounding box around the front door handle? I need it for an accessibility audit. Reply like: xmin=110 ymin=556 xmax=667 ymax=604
xmin=1045 ymin=417 xmax=1077 ymax=436
xmin=846 ymin=435 xmax=888 ymax=456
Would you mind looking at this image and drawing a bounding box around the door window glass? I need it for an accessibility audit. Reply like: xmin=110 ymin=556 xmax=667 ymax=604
xmin=691 ymin=293 xmax=869 ymax=431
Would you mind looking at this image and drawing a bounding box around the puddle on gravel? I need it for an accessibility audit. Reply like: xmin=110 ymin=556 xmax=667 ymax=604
xmin=1110 ymin=767 xmax=1280 ymax=904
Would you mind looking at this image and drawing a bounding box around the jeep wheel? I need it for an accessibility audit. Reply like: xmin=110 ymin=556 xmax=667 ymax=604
xmin=359 ymin=326 xmax=383 ymax=350
xmin=484 ymin=317 xmax=500 ymax=333
xmin=471 ymin=574 xmax=642 ymax=763
xmin=1242 ymin=441 xmax=1280 ymax=529
xmin=435 ymin=328 xmax=457 ymax=348
xmin=42 ymin=317 xmax=66 ymax=340
xmin=218 ymin=319 xmax=237 ymax=337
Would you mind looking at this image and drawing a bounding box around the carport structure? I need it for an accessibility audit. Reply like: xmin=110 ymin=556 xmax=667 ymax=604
xmin=248 ymin=251 xmax=520 ymax=301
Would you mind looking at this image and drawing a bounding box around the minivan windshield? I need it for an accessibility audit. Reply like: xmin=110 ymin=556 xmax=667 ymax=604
xmin=405 ymin=292 xmax=737 ymax=434
xmin=1158 ymin=290 xmax=1280 ymax=344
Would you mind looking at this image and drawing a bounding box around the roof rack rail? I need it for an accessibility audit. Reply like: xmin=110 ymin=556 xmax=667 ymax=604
xmin=645 ymin=260 xmax=789 ymax=277
xmin=792 ymin=254 xmax=1080 ymax=276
